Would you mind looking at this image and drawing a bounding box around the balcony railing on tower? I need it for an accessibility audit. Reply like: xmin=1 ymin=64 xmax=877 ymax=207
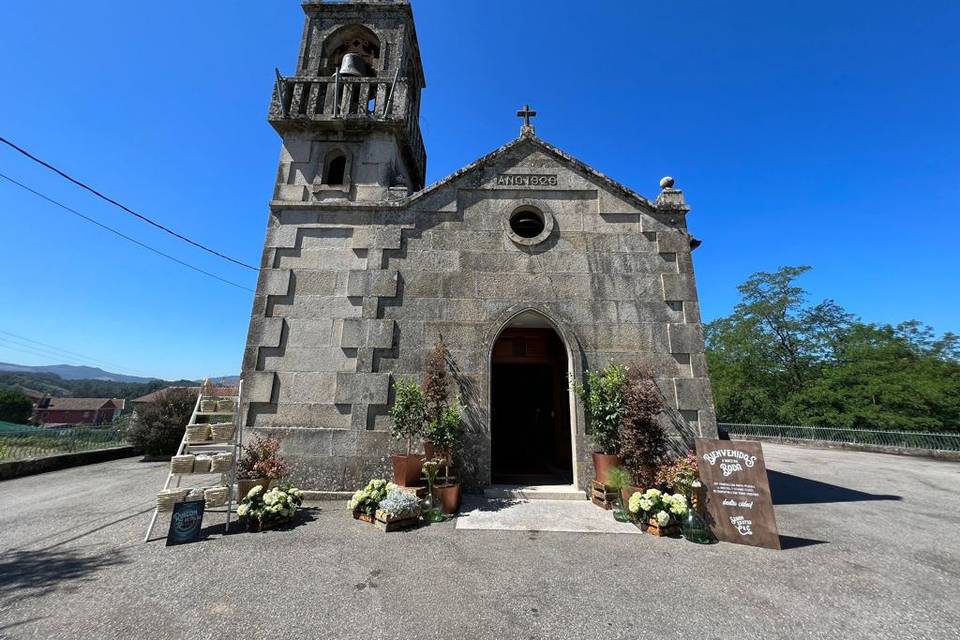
xmin=269 ymin=73 xmax=426 ymax=190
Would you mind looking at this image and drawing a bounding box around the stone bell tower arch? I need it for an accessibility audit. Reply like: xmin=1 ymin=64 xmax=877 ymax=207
xmin=271 ymin=0 xmax=427 ymax=203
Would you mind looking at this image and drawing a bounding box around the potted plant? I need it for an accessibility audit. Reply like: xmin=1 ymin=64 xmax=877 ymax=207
xmin=388 ymin=378 xmax=427 ymax=486
xmin=237 ymin=435 xmax=289 ymax=497
xmin=626 ymin=488 xmax=687 ymax=537
xmin=422 ymin=339 xmax=450 ymax=460
xmin=572 ymin=363 xmax=628 ymax=484
xmin=236 ymin=482 xmax=304 ymax=532
xmin=605 ymin=466 xmax=632 ymax=523
xmin=428 ymin=402 xmax=462 ymax=514
xmin=620 ymin=365 xmax=667 ymax=500
xmin=347 ymin=478 xmax=396 ymax=523
xmin=375 ymin=487 xmax=422 ymax=532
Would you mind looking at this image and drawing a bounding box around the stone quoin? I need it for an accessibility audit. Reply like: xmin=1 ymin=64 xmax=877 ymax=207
xmin=241 ymin=0 xmax=718 ymax=492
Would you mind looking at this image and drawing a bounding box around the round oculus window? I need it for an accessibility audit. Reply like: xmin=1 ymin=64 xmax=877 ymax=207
xmin=509 ymin=209 xmax=545 ymax=239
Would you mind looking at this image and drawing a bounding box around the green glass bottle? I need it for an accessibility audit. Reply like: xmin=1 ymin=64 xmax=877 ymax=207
xmin=681 ymin=507 xmax=714 ymax=544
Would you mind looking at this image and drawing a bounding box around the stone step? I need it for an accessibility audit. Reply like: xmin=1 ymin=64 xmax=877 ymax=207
xmin=484 ymin=484 xmax=586 ymax=501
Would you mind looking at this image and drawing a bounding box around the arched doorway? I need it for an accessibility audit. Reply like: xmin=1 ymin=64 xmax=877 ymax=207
xmin=490 ymin=311 xmax=573 ymax=485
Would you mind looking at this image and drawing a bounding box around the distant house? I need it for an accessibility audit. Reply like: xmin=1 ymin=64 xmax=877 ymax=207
xmin=33 ymin=398 xmax=124 ymax=426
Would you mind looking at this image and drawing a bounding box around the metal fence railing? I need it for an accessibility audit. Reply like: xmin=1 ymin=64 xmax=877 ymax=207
xmin=719 ymin=423 xmax=960 ymax=453
xmin=0 ymin=426 xmax=127 ymax=461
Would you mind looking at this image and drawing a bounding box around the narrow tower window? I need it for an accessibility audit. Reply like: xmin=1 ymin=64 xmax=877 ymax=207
xmin=325 ymin=154 xmax=347 ymax=185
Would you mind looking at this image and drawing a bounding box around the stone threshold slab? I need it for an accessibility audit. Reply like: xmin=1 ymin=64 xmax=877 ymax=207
xmin=484 ymin=484 xmax=585 ymax=501
xmin=455 ymin=495 xmax=642 ymax=535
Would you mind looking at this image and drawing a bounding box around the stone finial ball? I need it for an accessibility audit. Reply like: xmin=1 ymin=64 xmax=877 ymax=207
xmin=659 ymin=176 xmax=675 ymax=189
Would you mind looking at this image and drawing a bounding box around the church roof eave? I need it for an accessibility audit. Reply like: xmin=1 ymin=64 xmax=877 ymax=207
xmin=404 ymin=132 xmax=657 ymax=212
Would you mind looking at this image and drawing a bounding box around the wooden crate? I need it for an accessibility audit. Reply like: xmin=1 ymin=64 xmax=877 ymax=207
xmin=375 ymin=515 xmax=419 ymax=532
xmin=590 ymin=480 xmax=618 ymax=511
xmin=352 ymin=510 xmax=375 ymax=524
xmin=643 ymin=519 xmax=681 ymax=538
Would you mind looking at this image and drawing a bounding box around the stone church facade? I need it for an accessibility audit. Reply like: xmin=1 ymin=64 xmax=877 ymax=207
xmin=241 ymin=0 xmax=718 ymax=491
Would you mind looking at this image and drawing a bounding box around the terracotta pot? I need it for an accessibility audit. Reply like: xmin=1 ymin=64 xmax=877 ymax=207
xmin=391 ymin=453 xmax=424 ymax=487
xmin=592 ymin=452 xmax=623 ymax=485
xmin=237 ymin=478 xmax=270 ymax=499
xmin=432 ymin=483 xmax=461 ymax=514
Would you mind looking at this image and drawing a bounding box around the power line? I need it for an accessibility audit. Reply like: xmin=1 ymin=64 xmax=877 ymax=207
xmin=0 ymin=134 xmax=259 ymax=271
xmin=0 ymin=329 xmax=151 ymax=377
xmin=0 ymin=172 xmax=255 ymax=293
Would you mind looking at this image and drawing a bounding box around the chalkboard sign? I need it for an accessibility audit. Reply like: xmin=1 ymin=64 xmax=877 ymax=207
xmin=166 ymin=499 xmax=205 ymax=546
xmin=695 ymin=438 xmax=781 ymax=550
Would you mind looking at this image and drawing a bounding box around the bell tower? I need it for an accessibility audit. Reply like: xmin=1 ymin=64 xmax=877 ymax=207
xmin=269 ymin=0 xmax=426 ymax=202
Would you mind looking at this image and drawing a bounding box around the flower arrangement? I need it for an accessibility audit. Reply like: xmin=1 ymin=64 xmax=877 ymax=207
xmin=376 ymin=488 xmax=421 ymax=522
xmin=237 ymin=482 xmax=304 ymax=530
xmin=627 ymin=488 xmax=688 ymax=528
xmin=655 ymin=453 xmax=700 ymax=499
xmin=238 ymin=435 xmax=289 ymax=481
xmin=571 ymin=363 xmax=628 ymax=454
xmin=347 ymin=478 xmax=397 ymax=516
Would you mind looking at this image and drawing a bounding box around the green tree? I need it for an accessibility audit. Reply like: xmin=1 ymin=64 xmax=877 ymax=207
xmin=706 ymin=266 xmax=960 ymax=432
xmin=0 ymin=388 xmax=33 ymax=424
xmin=125 ymin=388 xmax=195 ymax=455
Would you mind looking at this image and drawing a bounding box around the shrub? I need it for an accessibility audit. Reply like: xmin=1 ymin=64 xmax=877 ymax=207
xmin=238 ymin=435 xmax=289 ymax=480
xmin=655 ymin=453 xmax=699 ymax=498
xmin=389 ymin=378 xmax=426 ymax=454
xmin=126 ymin=387 xmax=195 ymax=455
xmin=423 ymin=339 xmax=450 ymax=427
xmin=426 ymin=401 xmax=461 ymax=483
xmin=620 ymin=366 xmax=667 ymax=486
xmin=376 ymin=488 xmax=421 ymax=520
xmin=0 ymin=389 xmax=32 ymax=424
xmin=572 ymin=363 xmax=628 ymax=455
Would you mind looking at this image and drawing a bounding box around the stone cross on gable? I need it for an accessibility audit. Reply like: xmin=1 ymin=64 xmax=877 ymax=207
xmin=516 ymin=104 xmax=537 ymax=135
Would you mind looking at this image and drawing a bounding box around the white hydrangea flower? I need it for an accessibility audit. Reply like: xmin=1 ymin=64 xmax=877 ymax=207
xmin=655 ymin=510 xmax=670 ymax=526
xmin=237 ymin=504 xmax=248 ymax=517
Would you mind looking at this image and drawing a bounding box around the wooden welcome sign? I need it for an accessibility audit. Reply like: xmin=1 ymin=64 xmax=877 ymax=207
xmin=695 ymin=438 xmax=780 ymax=550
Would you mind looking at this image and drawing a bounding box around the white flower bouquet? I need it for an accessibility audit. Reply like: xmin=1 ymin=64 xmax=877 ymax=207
xmin=627 ymin=488 xmax=688 ymax=530
xmin=237 ymin=482 xmax=304 ymax=531
xmin=347 ymin=478 xmax=398 ymax=517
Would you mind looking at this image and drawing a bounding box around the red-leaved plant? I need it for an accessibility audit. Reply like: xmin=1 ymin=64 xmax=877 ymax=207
xmin=238 ymin=435 xmax=289 ymax=480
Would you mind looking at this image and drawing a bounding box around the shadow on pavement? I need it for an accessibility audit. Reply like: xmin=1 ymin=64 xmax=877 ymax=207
xmin=0 ymin=548 xmax=128 ymax=604
xmin=769 ymin=470 xmax=901 ymax=505
xmin=779 ymin=534 xmax=828 ymax=550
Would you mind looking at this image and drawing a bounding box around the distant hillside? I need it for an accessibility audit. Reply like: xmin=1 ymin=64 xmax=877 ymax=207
xmin=0 ymin=371 xmax=199 ymax=401
xmin=0 ymin=362 xmax=156 ymax=384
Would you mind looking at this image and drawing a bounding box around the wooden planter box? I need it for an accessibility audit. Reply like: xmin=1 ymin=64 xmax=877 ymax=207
xmin=375 ymin=513 xmax=419 ymax=532
xmin=636 ymin=518 xmax=681 ymax=538
xmin=590 ymin=480 xmax=618 ymax=510
xmin=352 ymin=510 xmax=375 ymax=524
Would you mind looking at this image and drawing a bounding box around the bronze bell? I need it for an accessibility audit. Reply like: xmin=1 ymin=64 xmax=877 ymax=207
xmin=337 ymin=53 xmax=368 ymax=77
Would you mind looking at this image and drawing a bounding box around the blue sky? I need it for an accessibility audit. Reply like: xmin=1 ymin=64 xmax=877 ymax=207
xmin=0 ymin=1 xmax=957 ymax=381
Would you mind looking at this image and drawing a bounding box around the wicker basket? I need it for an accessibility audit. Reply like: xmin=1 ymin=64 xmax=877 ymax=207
xmin=210 ymin=423 xmax=236 ymax=441
xmin=204 ymin=486 xmax=230 ymax=507
xmin=200 ymin=399 xmax=218 ymax=412
xmin=170 ymin=455 xmax=195 ymax=474
xmin=185 ymin=424 xmax=211 ymax=443
xmin=210 ymin=452 xmax=233 ymax=473
xmin=192 ymin=455 xmax=212 ymax=473
xmin=157 ymin=488 xmax=189 ymax=511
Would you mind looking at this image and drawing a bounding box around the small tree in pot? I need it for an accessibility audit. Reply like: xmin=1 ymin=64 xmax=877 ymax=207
xmin=422 ymin=339 xmax=450 ymax=460
xmin=620 ymin=365 xmax=668 ymax=498
xmin=572 ymin=363 xmax=628 ymax=484
xmin=427 ymin=400 xmax=462 ymax=514
xmin=388 ymin=378 xmax=426 ymax=486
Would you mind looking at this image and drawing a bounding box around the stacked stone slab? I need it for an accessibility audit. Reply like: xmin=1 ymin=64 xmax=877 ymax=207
xmin=242 ymin=0 xmax=717 ymax=491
